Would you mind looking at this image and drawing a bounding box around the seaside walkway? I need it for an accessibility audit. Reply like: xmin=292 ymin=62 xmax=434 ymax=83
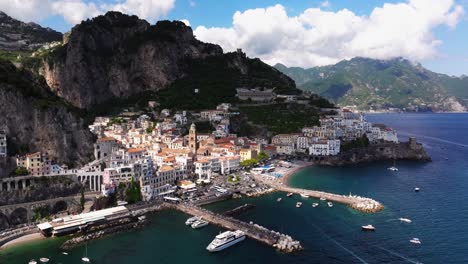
xmin=254 ymin=175 xmax=384 ymax=213
xmin=165 ymin=203 xmax=302 ymax=253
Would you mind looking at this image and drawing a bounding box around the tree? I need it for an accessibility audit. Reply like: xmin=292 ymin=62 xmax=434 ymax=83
xmin=240 ymin=158 xmax=259 ymax=167
xmin=125 ymin=179 xmax=142 ymax=204
xmin=13 ymin=167 xmax=29 ymax=176
xmin=257 ymin=152 xmax=269 ymax=161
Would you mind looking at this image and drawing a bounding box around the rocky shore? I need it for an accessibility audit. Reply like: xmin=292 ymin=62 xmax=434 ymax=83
xmin=314 ymin=138 xmax=431 ymax=167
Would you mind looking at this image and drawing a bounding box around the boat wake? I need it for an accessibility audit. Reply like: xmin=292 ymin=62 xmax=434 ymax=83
xmin=375 ymin=245 xmax=423 ymax=264
xmin=398 ymin=131 xmax=468 ymax=148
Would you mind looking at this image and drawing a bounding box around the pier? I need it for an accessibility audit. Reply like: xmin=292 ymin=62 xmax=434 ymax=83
xmin=165 ymin=203 xmax=303 ymax=253
xmin=254 ymin=175 xmax=384 ymax=213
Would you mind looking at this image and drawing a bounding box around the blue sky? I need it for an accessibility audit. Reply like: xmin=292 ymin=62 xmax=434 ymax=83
xmin=3 ymin=0 xmax=468 ymax=75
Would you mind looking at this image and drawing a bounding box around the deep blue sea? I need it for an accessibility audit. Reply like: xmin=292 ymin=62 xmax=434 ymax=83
xmin=1 ymin=113 xmax=467 ymax=264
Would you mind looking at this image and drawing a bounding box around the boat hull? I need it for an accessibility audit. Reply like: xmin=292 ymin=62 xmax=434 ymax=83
xmin=207 ymin=235 xmax=245 ymax=252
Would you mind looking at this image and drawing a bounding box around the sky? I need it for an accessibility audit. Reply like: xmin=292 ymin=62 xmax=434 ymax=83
xmin=1 ymin=0 xmax=467 ymax=76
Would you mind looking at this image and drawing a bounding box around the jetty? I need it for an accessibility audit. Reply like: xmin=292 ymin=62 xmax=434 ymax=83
xmin=254 ymin=175 xmax=384 ymax=213
xmin=165 ymin=203 xmax=302 ymax=253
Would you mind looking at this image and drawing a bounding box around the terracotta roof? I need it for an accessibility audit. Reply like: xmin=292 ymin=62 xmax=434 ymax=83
xmin=127 ymin=148 xmax=145 ymax=153
xmin=159 ymin=165 xmax=174 ymax=172
xmin=98 ymin=136 xmax=117 ymax=142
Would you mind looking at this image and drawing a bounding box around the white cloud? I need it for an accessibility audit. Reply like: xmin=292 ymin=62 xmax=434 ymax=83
xmin=0 ymin=0 xmax=175 ymax=26
xmin=194 ymin=0 xmax=465 ymax=68
xmin=180 ymin=19 xmax=191 ymax=26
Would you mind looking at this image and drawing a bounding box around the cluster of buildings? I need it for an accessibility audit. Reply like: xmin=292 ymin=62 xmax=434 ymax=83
xmin=271 ymin=109 xmax=398 ymax=156
xmin=0 ymin=129 xmax=6 ymax=159
xmin=11 ymin=103 xmax=399 ymax=201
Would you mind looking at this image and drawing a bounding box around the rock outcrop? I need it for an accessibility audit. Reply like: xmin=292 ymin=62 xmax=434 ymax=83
xmin=0 ymin=59 xmax=94 ymax=169
xmin=315 ymin=138 xmax=431 ymax=166
xmin=38 ymin=12 xmax=296 ymax=109
xmin=0 ymin=11 xmax=62 ymax=51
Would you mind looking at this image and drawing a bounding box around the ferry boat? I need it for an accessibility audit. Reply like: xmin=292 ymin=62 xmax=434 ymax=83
xmin=361 ymin=224 xmax=376 ymax=231
xmin=192 ymin=219 xmax=209 ymax=229
xmin=206 ymin=230 xmax=245 ymax=252
xmin=28 ymin=260 xmax=37 ymax=264
xmin=327 ymin=202 xmax=333 ymax=207
xmin=399 ymin=218 xmax=412 ymax=223
xmin=39 ymin=258 xmax=49 ymax=263
xmin=414 ymin=187 xmax=420 ymax=192
xmin=312 ymin=203 xmax=319 ymax=207
xmin=300 ymin=193 xmax=309 ymax=198
xmin=185 ymin=216 xmax=200 ymax=226
xmin=277 ymin=198 xmax=282 ymax=202
xmin=296 ymin=202 xmax=302 ymax=208
xmin=320 ymin=197 xmax=326 ymax=201
xmin=286 ymin=193 xmax=293 ymax=197
xmin=410 ymin=238 xmax=421 ymax=244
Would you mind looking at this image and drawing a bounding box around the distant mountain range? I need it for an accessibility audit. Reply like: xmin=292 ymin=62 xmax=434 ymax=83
xmin=0 ymin=11 xmax=62 ymax=51
xmin=275 ymin=57 xmax=468 ymax=112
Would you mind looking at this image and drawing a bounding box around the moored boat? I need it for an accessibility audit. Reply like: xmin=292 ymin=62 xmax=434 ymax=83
xmin=327 ymin=202 xmax=333 ymax=207
xmin=277 ymin=198 xmax=282 ymax=202
xmin=414 ymin=187 xmax=420 ymax=192
xmin=286 ymin=193 xmax=293 ymax=197
xmin=39 ymin=258 xmax=49 ymax=263
xmin=28 ymin=260 xmax=37 ymax=264
xmin=361 ymin=224 xmax=375 ymax=231
xmin=192 ymin=219 xmax=209 ymax=229
xmin=320 ymin=197 xmax=326 ymax=201
xmin=387 ymin=166 xmax=398 ymax=171
xmin=185 ymin=216 xmax=200 ymax=226
xmin=410 ymin=238 xmax=421 ymax=244
xmin=296 ymin=202 xmax=302 ymax=208
xmin=206 ymin=230 xmax=245 ymax=252
xmin=81 ymin=257 xmax=90 ymax=262
xmin=300 ymin=193 xmax=309 ymax=198
xmin=312 ymin=203 xmax=319 ymax=207
xmin=61 ymin=252 xmax=69 ymax=255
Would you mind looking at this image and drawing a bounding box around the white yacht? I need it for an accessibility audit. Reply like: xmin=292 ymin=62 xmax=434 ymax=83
xmin=39 ymin=258 xmax=49 ymax=263
xmin=185 ymin=216 xmax=200 ymax=226
xmin=312 ymin=203 xmax=319 ymax=207
xmin=399 ymin=218 xmax=412 ymax=223
xmin=327 ymin=202 xmax=333 ymax=207
xmin=191 ymin=219 xmax=209 ymax=229
xmin=206 ymin=230 xmax=246 ymax=252
xmin=410 ymin=238 xmax=421 ymax=244
xmin=362 ymin=224 xmax=376 ymax=231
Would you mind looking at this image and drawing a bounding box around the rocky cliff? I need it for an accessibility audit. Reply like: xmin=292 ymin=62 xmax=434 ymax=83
xmin=315 ymin=138 xmax=431 ymax=166
xmin=38 ymin=12 xmax=296 ymax=109
xmin=0 ymin=59 xmax=94 ymax=168
xmin=0 ymin=11 xmax=62 ymax=51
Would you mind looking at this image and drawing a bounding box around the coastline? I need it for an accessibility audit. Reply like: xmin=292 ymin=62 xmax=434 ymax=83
xmin=279 ymin=162 xmax=314 ymax=186
xmin=0 ymin=232 xmax=44 ymax=249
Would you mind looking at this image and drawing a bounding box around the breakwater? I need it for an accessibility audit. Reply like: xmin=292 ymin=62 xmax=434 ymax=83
xmin=223 ymin=204 xmax=256 ymax=217
xmin=166 ymin=203 xmax=303 ymax=253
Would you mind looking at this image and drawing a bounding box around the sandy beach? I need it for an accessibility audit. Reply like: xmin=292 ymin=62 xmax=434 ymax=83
xmin=1 ymin=232 xmax=44 ymax=249
xmin=278 ymin=161 xmax=314 ymax=185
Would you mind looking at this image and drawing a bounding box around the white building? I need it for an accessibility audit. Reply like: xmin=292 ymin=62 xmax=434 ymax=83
xmin=219 ymin=156 xmax=240 ymax=175
xmin=309 ymin=140 xmax=341 ymax=156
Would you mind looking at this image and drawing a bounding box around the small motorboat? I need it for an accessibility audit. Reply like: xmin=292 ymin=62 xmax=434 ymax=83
xmin=277 ymin=197 xmax=282 ymax=202
xmin=138 ymin=215 xmax=146 ymax=221
xmin=300 ymin=193 xmax=309 ymax=198
xmin=82 ymin=257 xmax=91 ymax=262
xmin=296 ymin=202 xmax=302 ymax=208
xmin=414 ymin=187 xmax=420 ymax=192
xmin=362 ymin=224 xmax=376 ymax=231
xmin=62 ymin=252 xmax=69 ymax=255
xmin=410 ymin=238 xmax=421 ymax=244
xmin=387 ymin=166 xmax=398 ymax=171
xmin=399 ymin=218 xmax=412 ymax=223
xmin=28 ymin=260 xmax=37 ymax=264
xmin=286 ymin=193 xmax=293 ymax=197
xmin=185 ymin=216 xmax=200 ymax=226
xmin=312 ymin=203 xmax=319 ymax=207
xmin=320 ymin=197 xmax=326 ymax=201
xmin=192 ymin=219 xmax=209 ymax=229
xmin=39 ymin=258 xmax=49 ymax=263
xmin=327 ymin=202 xmax=333 ymax=207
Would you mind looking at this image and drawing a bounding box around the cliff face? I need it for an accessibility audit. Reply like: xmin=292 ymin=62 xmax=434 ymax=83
xmin=0 ymin=60 xmax=94 ymax=168
xmin=0 ymin=11 xmax=62 ymax=51
xmin=315 ymin=139 xmax=431 ymax=166
xmin=39 ymin=12 xmax=296 ymax=109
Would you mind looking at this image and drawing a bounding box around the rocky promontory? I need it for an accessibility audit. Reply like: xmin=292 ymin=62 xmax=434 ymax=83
xmin=315 ymin=137 xmax=431 ymax=166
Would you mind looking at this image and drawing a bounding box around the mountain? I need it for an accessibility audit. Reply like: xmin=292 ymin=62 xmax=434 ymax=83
xmin=0 ymin=11 xmax=62 ymax=51
xmin=0 ymin=59 xmax=94 ymax=167
xmin=27 ymin=11 xmax=297 ymax=110
xmin=275 ymin=58 xmax=468 ymax=112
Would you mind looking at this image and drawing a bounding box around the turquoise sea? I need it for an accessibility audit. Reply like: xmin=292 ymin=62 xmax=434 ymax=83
xmin=1 ymin=113 xmax=467 ymax=264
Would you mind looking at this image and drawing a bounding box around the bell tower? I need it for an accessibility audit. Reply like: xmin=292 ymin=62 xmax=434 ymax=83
xmin=189 ymin=123 xmax=197 ymax=153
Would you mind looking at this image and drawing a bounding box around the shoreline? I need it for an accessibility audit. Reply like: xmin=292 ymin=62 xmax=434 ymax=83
xmin=0 ymin=232 xmax=44 ymax=249
xmin=279 ymin=162 xmax=315 ymax=186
